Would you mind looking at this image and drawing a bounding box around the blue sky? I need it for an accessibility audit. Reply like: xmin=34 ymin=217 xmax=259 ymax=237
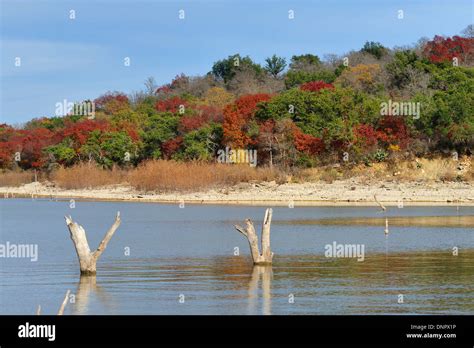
xmin=1 ymin=0 xmax=472 ymax=124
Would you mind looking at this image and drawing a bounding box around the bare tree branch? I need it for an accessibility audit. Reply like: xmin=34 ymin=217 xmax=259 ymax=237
xmin=65 ymin=212 xmax=121 ymax=275
xmin=234 ymin=209 xmax=274 ymax=265
xmin=57 ymin=290 xmax=71 ymax=315
xmin=374 ymin=194 xmax=386 ymax=212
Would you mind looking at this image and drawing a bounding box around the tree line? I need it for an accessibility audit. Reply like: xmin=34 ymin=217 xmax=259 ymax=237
xmin=1 ymin=28 xmax=473 ymax=171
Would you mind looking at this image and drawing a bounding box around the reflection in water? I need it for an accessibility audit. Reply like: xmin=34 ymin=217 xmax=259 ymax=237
xmin=2 ymin=250 xmax=473 ymax=315
xmin=71 ymin=275 xmax=113 ymax=315
xmin=82 ymin=250 xmax=472 ymax=314
xmin=1 ymin=198 xmax=473 ymax=315
xmin=248 ymin=266 xmax=272 ymax=315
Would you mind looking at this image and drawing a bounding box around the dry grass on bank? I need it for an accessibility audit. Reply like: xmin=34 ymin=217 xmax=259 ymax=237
xmin=295 ymin=157 xmax=471 ymax=184
xmin=33 ymin=160 xmax=283 ymax=191
xmin=465 ymin=162 xmax=474 ymax=181
xmin=127 ymin=160 xmax=283 ymax=192
xmin=395 ymin=158 xmax=460 ymax=181
xmin=0 ymin=157 xmax=471 ymax=191
xmin=0 ymin=171 xmax=35 ymax=187
xmin=50 ymin=162 xmax=127 ymax=189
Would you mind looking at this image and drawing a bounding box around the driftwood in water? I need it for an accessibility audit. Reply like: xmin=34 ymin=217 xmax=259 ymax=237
xmin=374 ymin=194 xmax=386 ymax=212
xmin=235 ymin=208 xmax=274 ymax=265
xmin=57 ymin=290 xmax=71 ymax=315
xmin=36 ymin=289 xmax=71 ymax=315
xmin=65 ymin=211 xmax=121 ymax=275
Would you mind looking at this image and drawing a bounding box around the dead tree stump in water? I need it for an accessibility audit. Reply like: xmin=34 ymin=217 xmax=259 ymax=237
xmin=65 ymin=211 xmax=121 ymax=275
xmin=234 ymin=208 xmax=274 ymax=265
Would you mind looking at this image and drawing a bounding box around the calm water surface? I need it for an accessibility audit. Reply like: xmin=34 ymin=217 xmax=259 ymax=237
xmin=0 ymin=199 xmax=473 ymax=315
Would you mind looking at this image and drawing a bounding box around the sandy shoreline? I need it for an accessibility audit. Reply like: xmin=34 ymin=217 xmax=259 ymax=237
xmin=1 ymin=179 xmax=474 ymax=206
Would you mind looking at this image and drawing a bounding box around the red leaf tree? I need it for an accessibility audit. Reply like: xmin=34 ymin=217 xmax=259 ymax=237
xmin=293 ymin=126 xmax=324 ymax=155
xmin=178 ymin=105 xmax=223 ymax=133
xmin=353 ymin=124 xmax=379 ymax=148
xmin=423 ymin=35 xmax=474 ymax=64
xmin=155 ymin=96 xmax=187 ymax=113
xmin=94 ymin=92 xmax=129 ymax=114
xmin=376 ymin=116 xmax=410 ymax=149
xmin=60 ymin=119 xmax=110 ymax=150
xmin=0 ymin=127 xmax=57 ymax=169
xmin=161 ymin=136 xmax=183 ymax=159
xmin=300 ymin=80 xmax=335 ymax=92
xmin=222 ymin=94 xmax=272 ymax=148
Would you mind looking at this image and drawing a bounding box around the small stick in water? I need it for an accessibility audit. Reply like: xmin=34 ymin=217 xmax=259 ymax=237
xmin=384 ymin=218 xmax=389 ymax=235
xmin=374 ymin=194 xmax=386 ymax=212
xmin=35 ymin=289 xmax=71 ymax=315
xmin=57 ymin=290 xmax=71 ymax=315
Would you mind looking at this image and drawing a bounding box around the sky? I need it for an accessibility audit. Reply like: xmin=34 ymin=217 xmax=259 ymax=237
xmin=1 ymin=0 xmax=472 ymax=125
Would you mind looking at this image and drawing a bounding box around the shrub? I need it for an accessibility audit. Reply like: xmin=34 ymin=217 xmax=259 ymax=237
xmin=374 ymin=149 xmax=388 ymax=162
xmin=300 ymin=80 xmax=334 ymax=92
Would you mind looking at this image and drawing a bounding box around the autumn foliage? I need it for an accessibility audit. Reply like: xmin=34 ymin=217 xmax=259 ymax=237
xmin=293 ymin=127 xmax=324 ymax=155
xmin=352 ymin=116 xmax=410 ymax=151
xmin=223 ymin=94 xmax=272 ymax=148
xmin=0 ymin=127 xmax=56 ymax=168
xmin=155 ymin=96 xmax=187 ymax=113
xmin=94 ymin=93 xmax=129 ymax=114
xmin=376 ymin=116 xmax=410 ymax=149
xmin=60 ymin=119 xmax=110 ymax=149
xmin=300 ymin=80 xmax=334 ymax=92
xmin=1 ymin=31 xmax=473 ymax=174
xmin=353 ymin=124 xmax=379 ymax=148
xmin=179 ymin=105 xmax=222 ymax=133
xmin=161 ymin=137 xmax=183 ymax=159
xmin=423 ymin=35 xmax=474 ymax=64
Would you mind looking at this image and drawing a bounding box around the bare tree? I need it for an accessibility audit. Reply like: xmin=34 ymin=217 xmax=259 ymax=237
xmin=65 ymin=212 xmax=121 ymax=275
xmin=258 ymin=128 xmax=275 ymax=167
xmin=186 ymin=75 xmax=216 ymax=97
xmin=323 ymin=53 xmax=343 ymax=69
xmin=461 ymin=24 xmax=474 ymax=38
xmin=144 ymin=76 xmax=158 ymax=95
xmin=128 ymin=90 xmax=149 ymax=106
xmin=274 ymin=119 xmax=298 ymax=168
xmin=228 ymin=66 xmax=263 ymax=95
xmin=234 ymin=208 xmax=274 ymax=265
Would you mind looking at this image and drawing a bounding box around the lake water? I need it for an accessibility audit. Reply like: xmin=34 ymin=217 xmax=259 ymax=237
xmin=0 ymin=199 xmax=473 ymax=315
